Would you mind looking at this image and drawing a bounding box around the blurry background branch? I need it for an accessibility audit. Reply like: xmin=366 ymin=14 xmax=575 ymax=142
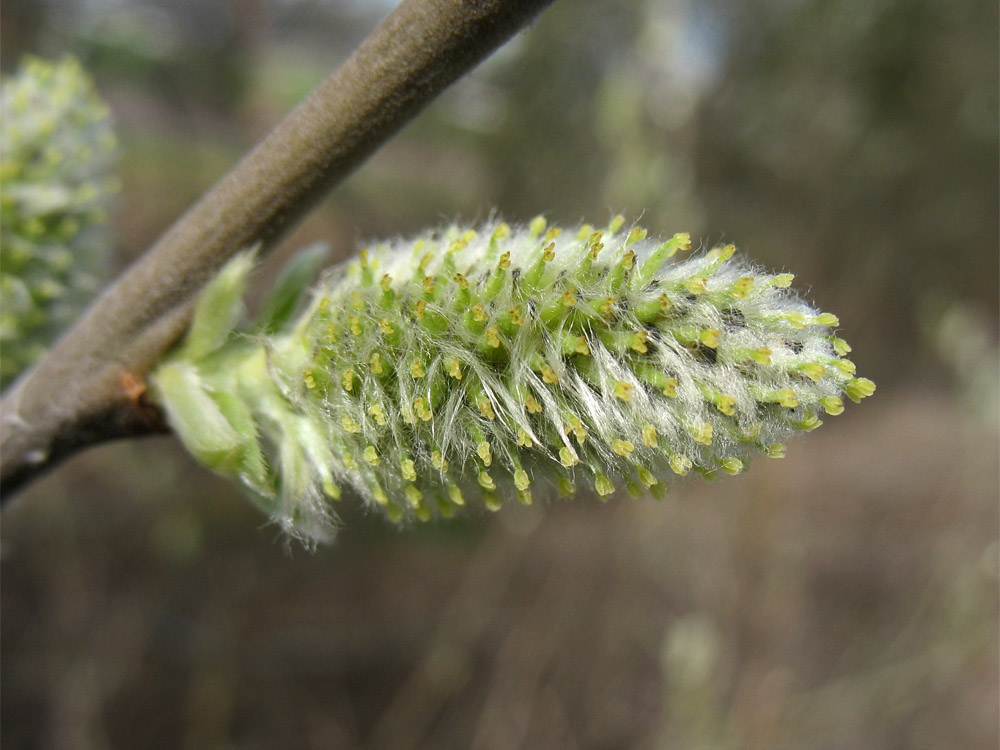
xmin=0 ymin=0 xmax=556 ymax=498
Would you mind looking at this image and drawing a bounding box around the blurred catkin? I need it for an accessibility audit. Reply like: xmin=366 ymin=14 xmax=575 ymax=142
xmin=0 ymin=57 xmax=119 ymax=387
xmin=152 ymin=218 xmax=874 ymax=544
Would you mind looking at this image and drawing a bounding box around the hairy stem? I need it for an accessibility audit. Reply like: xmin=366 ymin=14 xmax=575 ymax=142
xmin=0 ymin=0 xmax=556 ymax=498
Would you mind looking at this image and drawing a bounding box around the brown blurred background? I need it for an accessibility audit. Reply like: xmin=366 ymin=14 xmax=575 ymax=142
xmin=2 ymin=0 xmax=997 ymax=748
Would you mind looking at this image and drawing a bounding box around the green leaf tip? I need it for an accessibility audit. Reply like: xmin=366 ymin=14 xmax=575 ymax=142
xmin=151 ymin=219 xmax=874 ymax=545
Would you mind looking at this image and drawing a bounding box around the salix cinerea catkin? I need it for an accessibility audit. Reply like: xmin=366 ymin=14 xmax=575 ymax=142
xmin=0 ymin=57 xmax=120 ymax=386
xmin=151 ymin=217 xmax=875 ymax=544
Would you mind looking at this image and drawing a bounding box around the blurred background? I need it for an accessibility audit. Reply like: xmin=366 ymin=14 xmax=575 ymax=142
xmin=1 ymin=0 xmax=997 ymax=747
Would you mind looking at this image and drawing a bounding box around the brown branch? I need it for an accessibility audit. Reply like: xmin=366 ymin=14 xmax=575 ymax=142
xmin=0 ymin=0 xmax=557 ymax=498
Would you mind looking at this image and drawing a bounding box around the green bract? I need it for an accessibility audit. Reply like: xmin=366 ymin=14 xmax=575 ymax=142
xmin=152 ymin=218 xmax=874 ymax=544
xmin=0 ymin=57 xmax=119 ymax=386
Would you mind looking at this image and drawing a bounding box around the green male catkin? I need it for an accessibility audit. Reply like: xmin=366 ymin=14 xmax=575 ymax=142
xmin=152 ymin=217 xmax=874 ymax=544
xmin=0 ymin=57 xmax=119 ymax=386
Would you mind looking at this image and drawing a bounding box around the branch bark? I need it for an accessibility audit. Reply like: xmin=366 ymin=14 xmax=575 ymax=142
xmin=0 ymin=0 xmax=556 ymax=498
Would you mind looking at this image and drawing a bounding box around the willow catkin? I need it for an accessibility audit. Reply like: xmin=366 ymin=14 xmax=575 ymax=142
xmin=152 ymin=217 xmax=874 ymax=544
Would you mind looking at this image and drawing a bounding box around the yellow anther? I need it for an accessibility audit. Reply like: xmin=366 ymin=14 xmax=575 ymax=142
xmin=595 ymin=474 xmax=615 ymax=497
xmin=720 ymin=458 xmax=744 ymax=475
xmin=431 ymin=450 xmax=446 ymax=470
xmin=447 ymin=357 xmax=462 ymax=380
xmin=478 ymin=471 xmax=496 ymax=490
xmin=477 ymin=441 xmax=492 ymax=467
xmin=514 ymin=469 xmax=530 ymax=491
xmin=662 ymin=377 xmax=679 ymax=398
xmin=363 ymin=446 xmax=379 ymax=466
xmin=834 ymin=359 xmax=857 ymax=376
xmin=692 ymin=422 xmax=714 ymax=445
xmin=799 ymin=363 xmax=826 ymax=382
xmin=372 ymin=486 xmax=389 ymax=506
xmin=612 ymin=439 xmax=635 ymax=457
xmin=517 ymin=427 xmax=533 ymax=447
xmin=370 ymin=352 xmax=384 ymax=375
xmin=766 ymin=443 xmax=786 ymax=458
xmin=498 ymin=251 xmax=511 ymax=270
xmin=637 ymin=466 xmax=657 ymax=487
xmin=453 ymin=272 xmax=469 ymax=289
xmin=669 ymin=454 xmax=692 ymax=475
xmin=783 ymin=311 xmax=807 ymax=329
xmin=349 ymin=316 xmax=362 ymax=336
xmin=410 ymin=359 xmax=426 ymax=379
xmin=341 ymin=415 xmax=361 ymax=434
xmin=774 ymin=273 xmax=795 ymax=288
xmin=368 ymin=403 xmax=387 ymax=426
xmin=414 ymin=397 xmax=432 ymax=421
xmin=832 ymin=338 xmax=852 ymax=356
xmin=845 ymin=377 xmax=876 ymax=403
xmin=541 ymin=365 xmax=559 ymax=384
xmin=448 ymin=484 xmax=465 ymax=506
xmin=777 ymin=388 xmax=799 ymax=408
xmin=485 ymin=326 xmax=502 ymax=348
xmin=717 ymin=394 xmax=737 ymax=416
xmin=472 ymin=304 xmax=488 ymax=322
xmin=422 ymin=276 xmax=435 ymax=296
xmin=797 ymin=413 xmax=823 ymax=431
xmin=342 ymin=369 xmax=355 ymax=392
xmin=529 ymin=215 xmax=547 ymax=237
xmin=642 ymin=424 xmax=658 ymax=448
xmin=821 ymin=396 xmax=845 ymax=415
xmin=401 ymin=458 xmax=417 ymax=482
xmin=614 ymin=381 xmax=634 ymax=401
xmin=685 ymin=276 xmax=707 ymax=295
xmin=524 ymin=393 xmax=543 ymax=414
xmin=559 ymin=447 xmax=578 ymax=467
xmin=626 ymin=226 xmax=647 ymax=244
xmin=323 ymin=480 xmax=342 ymax=500
xmin=630 ymin=330 xmax=649 ymax=354
xmin=731 ymin=276 xmax=755 ymax=298
xmin=700 ymin=328 xmax=721 ymax=348
xmin=477 ymin=396 xmax=496 ymax=421
xmin=509 ymin=305 xmax=525 ymax=326
xmin=566 ymin=416 xmax=588 ymax=445
xmin=379 ymin=318 xmax=394 ymax=335
xmin=814 ymin=313 xmax=839 ymax=327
